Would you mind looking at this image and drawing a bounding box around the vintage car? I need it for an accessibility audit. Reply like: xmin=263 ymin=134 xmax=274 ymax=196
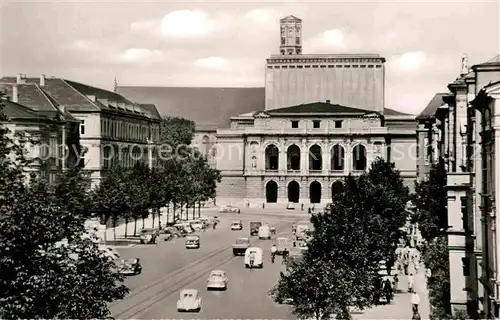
xmin=163 ymin=226 xmax=185 ymax=240
xmin=177 ymin=289 xmax=202 ymax=312
xmin=250 ymin=221 xmax=262 ymax=236
xmin=276 ymin=237 xmax=292 ymax=255
xmin=230 ymin=220 xmax=243 ymax=231
xmin=115 ymin=258 xmax=142 ymax=275
xmin=139 ymin=228 xmax=159 ymax=244
xmin=206 ymin=270 xmax=228 ymax=290
xmin=185 ymin=235 xmax=200 ymax=249
xmin=174 ymin=222 xmax=194 ymax=234
xmin=190 ymin=220 xmax=204 ymax=231
xmin=286 ymin=202 xmax=295 ymax=210
xmin=244 ymin=247 xmax=264 ymax=268
xmin=219 ymin=204 xmax=241 ymax=213
xmin=232 ymin=237 xmax=250 ymax=256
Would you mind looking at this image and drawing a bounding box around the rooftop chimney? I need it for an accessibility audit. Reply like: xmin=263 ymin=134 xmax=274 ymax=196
xmin=326 ymin=99 xmax=331 ymax=103
xmin=12 ymin=85 xmax=18 ymax=103
xmin=40 ymin=74 xmax=45 ymax=86
xmin=16 ymin=74 xmax=22 ymax=84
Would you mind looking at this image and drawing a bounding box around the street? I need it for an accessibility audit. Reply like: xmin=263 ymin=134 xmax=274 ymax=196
xmin=110 ymin=212 xmax=299 ymax=319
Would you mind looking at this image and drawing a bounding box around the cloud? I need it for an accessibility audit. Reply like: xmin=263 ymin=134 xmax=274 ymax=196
xmin=130 ymin=10 xmax=231 ymax=38
xmin=388 ymin=51 xmax=431 ymax=73
xmin=304 ymin=29 xmax=364 ymax=53
xmin=120 ymin=48 xmax=163 ymax=62
xmin=194 ymin=57 xmax=227 ymax=69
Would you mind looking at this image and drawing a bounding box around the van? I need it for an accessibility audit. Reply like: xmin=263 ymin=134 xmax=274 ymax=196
xmin=295 ymin=225 xmax=309 ymax=240
xmin=244 ymin=247 xmax=263 ymax=268
xmin=258 ymin=225 xmax=271 ymax=240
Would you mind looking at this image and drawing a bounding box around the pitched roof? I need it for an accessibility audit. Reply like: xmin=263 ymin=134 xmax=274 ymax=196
xmin=1 ymin=98 xmax=47 ymax=120
xmin=280 ymin=15 xmax=302 ymax=22
xmin=474 ymin=54 xmax=500 ymax=67
xmin=383 ymin=107 xmax=414 ymax=116
xmin=139 ymin=103 xmax=162 ymax=119
xmin=268 ymin=101 xmax=369 ymax=114
xmin=117 ymin=86 xmax=265 ymax=129
xmin=416 ymin=93 xmax=449 ymax=120
xmin=0 ymin=82 xmax=59 ymax=114
xmin=0 ymin=77 xmax=161 ymax=120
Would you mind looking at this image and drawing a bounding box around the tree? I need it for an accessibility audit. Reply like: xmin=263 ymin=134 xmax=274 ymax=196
xmin=412 ymin=158 xmax=448 ymax=241
xmin=363 ymin=158 xmax=410 ymax=269
xmin=0 ymin=100 xmax=128 ymax=318
xmin=159 ymin=116 xmax=195 ymax=148
xmin=271 ymin=176 xmax=378 ymax=319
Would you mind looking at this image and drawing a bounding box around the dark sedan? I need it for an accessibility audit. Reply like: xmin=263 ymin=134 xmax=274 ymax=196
xmin=115 ymin=258 xmax=142 ymax=275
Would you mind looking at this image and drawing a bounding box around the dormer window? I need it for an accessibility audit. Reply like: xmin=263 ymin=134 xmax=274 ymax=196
xmin=291 ymin=120 xmax=299 ymax=128
xmin=313 ymin=120 xmax=321 ymax=129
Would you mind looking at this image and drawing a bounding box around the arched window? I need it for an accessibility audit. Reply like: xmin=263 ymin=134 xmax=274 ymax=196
xmin=353 ymin=145 xmax=367 ymax=171
xmin=331 ymin=144 xmax=345 ymax=171
xmin=309 ymin=144 xmax=322 ymax=171
xmin=265 ymin=144 xmax=279 ymax=170
xmin=288 ymin=180 xmax=300 ymax=203
xmin=331 ymin=180 xmax=343 ymax=200
xmin=287 ymin=144 xmax=301 ymax=170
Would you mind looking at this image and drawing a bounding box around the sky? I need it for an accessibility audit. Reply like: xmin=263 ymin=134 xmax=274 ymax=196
xmin=1 ymin=0 xmax=499 ymax=115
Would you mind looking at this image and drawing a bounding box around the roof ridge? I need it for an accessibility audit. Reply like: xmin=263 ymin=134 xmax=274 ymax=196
xmin=34 ymin=84 xmax=61 ymax=113
xmin=61 ymin=79 xmax=101 ymax=111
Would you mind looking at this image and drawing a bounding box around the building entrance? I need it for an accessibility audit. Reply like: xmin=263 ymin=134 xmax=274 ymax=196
xmin=288 ymin=181 xmax=300 ymax=203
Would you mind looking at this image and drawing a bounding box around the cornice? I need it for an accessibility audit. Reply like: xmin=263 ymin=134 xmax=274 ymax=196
xmin=266 ymin=57 xmax=385 ymax=64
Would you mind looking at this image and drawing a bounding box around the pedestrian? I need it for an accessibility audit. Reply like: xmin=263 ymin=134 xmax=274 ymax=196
xmin=393 ymin=273 xmax=399 ymax=292
xmin=408 ymin=273 xmax=414 ymax=293
xmin=425 ymin=268 xmax=432 ymax=283
xmin=412 ymin=310 xmax=421 ymax=320
xmin=383 ymin=278 xmax=393 ymax=304
xmin=411 ymin=291 xmax=421 ymax=313
xmin=301 ymin=203 xmax=304 ymax=211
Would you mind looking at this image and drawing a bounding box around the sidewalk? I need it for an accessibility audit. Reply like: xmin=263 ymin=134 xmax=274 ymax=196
xmin=352 ymin=263 xmax=430 ymax=319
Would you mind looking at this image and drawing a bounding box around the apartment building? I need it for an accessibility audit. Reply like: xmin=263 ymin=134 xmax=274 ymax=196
xmin=0 ymin=74 xmax=162 ymax=185
xmin=416 ymin=54 xmax=500 ymax=318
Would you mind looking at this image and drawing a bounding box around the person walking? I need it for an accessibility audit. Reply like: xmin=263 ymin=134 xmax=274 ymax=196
xmin=411 ymin=291 xmax=421 ymax=314
xmin=408 ymin=273 xmax=414 ymax=293
xmin=383 ymin=278 xmax=393 ymax=304
xmin=393 ymin=273 xmax=399 ymax=293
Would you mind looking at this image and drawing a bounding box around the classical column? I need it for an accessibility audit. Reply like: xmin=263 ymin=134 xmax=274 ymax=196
xmin=494 ymin=113 xmax=500 ymax=286
xmin=259 ymin=143 xmax=266 ymax=171
xmin=344 ymin=141 xmax=352 ymax=175
xmin=322 ymin=142 xmax=330 ymax=173
xmin=300 ymin=139 xmax=308 ymax=174
xmin=279 ymin=142 xmax=287 ymax=173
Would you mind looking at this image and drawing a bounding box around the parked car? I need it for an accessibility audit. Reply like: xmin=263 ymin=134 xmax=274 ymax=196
xmin=232 ymin=237 xmax=250 ymax=256
xmin=206 ymin=270 xmax=228 ymax=290
xmin=163 ymin=226 xmax=185 ymax=240
xmin=190 ymin=220 xmax=204 ymax=231
xmin=185 ymin=235 xmax=200 ymax=249
xmin=115 ymin=258 xmax=142 ymax=275
xmin=230 ymin=220 xmax=243 ymax=231
xmin=174 ymin=223 xmax=194 ymax=234
xmin=220 ymin=204 xmax=241 ymax=213
xmin=140 ymin=228 xmax=159 ymax=244
xmin=177 ymin=289 xmax=202 ymax=312
xmin=286 ymin=202 xmax=295 ymax=210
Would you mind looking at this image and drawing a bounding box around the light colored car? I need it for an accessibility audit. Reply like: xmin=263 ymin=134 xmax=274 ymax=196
xmin=230 ymin=220 xmax=243 ymax=230
xmin=276 ymin=237 xmax=292 ymax=254
xmin=140 ymin=228 xmax=159 ymax=244
xmin=177 ymin=289 xmax=202 ymax=312
xmin=190 ymin=220 xmax=204 ymax=231
xmin=207 ymin=270 xmax=228 ymax=290
xmin=98 ymin=245 xmax=120 ymax=259
xmin=258 ymin=225 xmax=271 ymax=240
xmin=244 ymin=247 xmax=264 ymax=268
xmin=220 ymin=204 xmax=241 ymax=213
xmin=286 ymin=202 xmax=295 ymax=210
xmin=185 ymin=235 xmax=200 ymax=249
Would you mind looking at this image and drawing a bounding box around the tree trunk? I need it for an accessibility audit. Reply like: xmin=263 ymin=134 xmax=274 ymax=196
xmin=192 ymin=204 xmax=195 ymax=220
xmin=142 ymin=216 xmax=145 ymax=229
xmin=134 ymin=217 xmax=137 ymax=236
xmin=103 ymin=214 xmax=108 ymax=245
xmin=152 ymin=210 xmax=156 ymax=228
xmin=112 ymin=215 xmax=117 ymax=242
xmin=166 ymin=203 xmax=170 ymax=225
xmin=180 ymin=203 xmax=183 ymax=220
xmin=198 ymin=201 xmax=201 ymax=218
xmin=124 ymin=216 xmax=129 ymax=238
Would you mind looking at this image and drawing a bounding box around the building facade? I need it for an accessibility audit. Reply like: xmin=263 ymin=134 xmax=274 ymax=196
xmin=215 ymin=16 xmax=417 ymax=207
xmin=0 ymin=74 xmax=162 ymax=185
xmin=416 ymin=54 xmax=500 ymax=318
xmin=0 ymin=77 xmax=81 ymax=182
